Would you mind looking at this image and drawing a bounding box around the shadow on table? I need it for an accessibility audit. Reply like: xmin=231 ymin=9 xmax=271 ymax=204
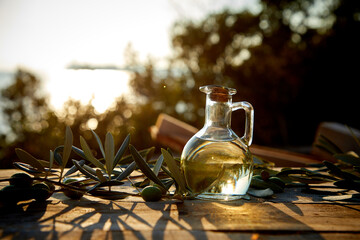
xmin=270 ymin=185 xmax=360 ymax=215
xmin=45 ymin=199 xmax=152 ymax=240
xmin=0 ymin=197 xmax=153 ymax=240
xmin=143 ymin=199 xmax=327 ymax=240
xmin=0 ymin=197 xmax=327 ymax=240
xmin=173 ymin=200 xmax=325 ymax=240
xmin=0 ymin=200 xmax=50 ymax=239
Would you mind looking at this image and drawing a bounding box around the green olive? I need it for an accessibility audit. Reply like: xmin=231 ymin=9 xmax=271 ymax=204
xmin=1 ymin=185 xmax=17 ymax=192
xmin=260 ymin=170 xmax=270 ymax=181
xmin=0 ymin=185 xmax=18 ymax=205
xmin=44 ymin=181 xmax=56 ymax=193
xmin=266 ymin=181 xmax=284 ymax=193
xmin=32 ymin=182 xmax=50 ymax=191
xmin=268 ymin=177 xmax=286 ymax=188
xmin=1 ymin=185 xmax=33 ymax=203
xmin=250 ymin=177 xmax=284 ymax=193
xmin=153 ymin=184 xmax=167 ymax=195
xmin=252 ymin=175 xmax=262 ymax=180
xmin=141 ymin=186 xmax=162 ymax=202
xmin=32 ymin=182 xmax=51 ymax=201
xmin=63 ymin=178 xmax=84 ymax=200
xmin=9 ymin=173 xmax=33 ymax=188
xmin=250 ymin=177 xmax=270 ymax=189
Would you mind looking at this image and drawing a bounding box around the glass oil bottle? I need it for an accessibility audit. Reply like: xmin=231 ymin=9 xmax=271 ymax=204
xmin=181 ymin=85 xmax=254 ymax=200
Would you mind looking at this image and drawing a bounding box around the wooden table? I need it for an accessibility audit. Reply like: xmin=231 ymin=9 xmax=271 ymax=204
xmin=1 ymin=169 xmax=360 ymax=240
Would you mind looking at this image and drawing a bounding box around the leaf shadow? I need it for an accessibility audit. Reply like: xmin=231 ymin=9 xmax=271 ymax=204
xmin=48 ymin=199 xmax=153 ymax=240
xmin=175 ymin=199 xmax=326 ymax=240
xmin=0 ymin=196 xmax=153 ymax=240
xmin=144 ymin=201 xmax=189 ymax=240
xmin=0 ymin=200 xmax=50 ymax=240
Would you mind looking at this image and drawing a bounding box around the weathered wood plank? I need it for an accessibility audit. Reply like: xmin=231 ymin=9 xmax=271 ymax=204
xmin=1 ymin=170 xmax=360 ymax=239
xmin=1 ymin=199 xmax=360 ymax=233
xmin=1 ymin=229 xmax=360 ymax=240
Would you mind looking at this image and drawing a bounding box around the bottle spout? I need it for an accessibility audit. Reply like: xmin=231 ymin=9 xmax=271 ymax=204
xmin=199 ymin=85 xmax=236 ymax=102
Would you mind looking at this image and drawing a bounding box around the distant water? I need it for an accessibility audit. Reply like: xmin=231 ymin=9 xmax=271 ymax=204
xmin=0 ymin=71 xmax=14 ymax=88
xmin=0 ymin=69 xmax=132 ymax=134
xmin=0 ymin=71 xmax=14 ymax=134
xmin=1 ymin=68 xmax=133 ymax=109
xmin=46 ymin=69 xmax=132 ymax=113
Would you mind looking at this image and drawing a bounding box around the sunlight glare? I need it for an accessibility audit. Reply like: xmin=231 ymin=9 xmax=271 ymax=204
xmin=221 ymin=180 xmax=235 ymax=195
xmin=46 ymin=69 xmax=131 ymax=114
xmin=87 ymin=118 xmax=99 ymax=130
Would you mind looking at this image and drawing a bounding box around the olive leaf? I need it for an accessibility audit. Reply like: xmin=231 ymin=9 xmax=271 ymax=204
xmin=88 ymin=180 xmax=125 ymax=193
xmin=83 ymin=164 xmax=98 ymax=176
xmin=96 ymin=169 xmax=107 ymax=183
xmin=72 ymin=159 xmax=100 ymax=181
xmin=247 ymin=188 xmax=274 ymax=198
xmin=323 ymin=160 xmax=360 ymax=181
xmin=161 ymin=148 xmax=187 ymax=193
xmin=347 ymin=125 xmax=360 ymax=149
xmin=15 ymin=148 xmax=45 ymax=172
xmin=117 ymin=147 xmax=153 ymax=165
xmin=163 ymin=178 xmax=175 ymax=191
xmin=153 ymin=154 xmax=164 ymax=176
xmin=334 ymin=153 xmax=360 ymax=167
xmin=79 ymin=131 xmax=131 ymax=183
xmin=13 ymin=162 xmax=45 ymax=175
xmin=71 ymin=146 xmax=87 ymax=159
xmin=161 ymin=165 xmax=174 ymax=179
xmin=51 ymin=126 xmax=73 ymax=180
xmin=49 ymin=150 xmax=54 ymax=172
xmin=139 ymin=154 xmax=167 ymax=192
xmin=145 ymin=146 xmax=155 ymax=162
xmin=91 ymin=129 xmax=106 ymax=158
xmin=129 ymin=145 xmax=166 ymax=189
xmin=113 ymin=134 xmax=130 ymax=169
xmin=105 ymin=132 xmax=115 ymax=179
xmin=62 ymin=126 xmax=73 ymax=168
xmin=80 ymin=136 xmax=105 ymax=170
xmin=34 ymin=159 xmax=55 ymax=168
xmin=53 ymin=146 xmax=63 ymax=166
xmin=138 ymin=154 xmax=165 ymax=187
xmin=288 ymin=176 xmax=330 ymax=184
xmin=45 ymin=150 xmax=55 ymax=179
xmin=315 ymin=134 xmax=343 ymax=155
xmin=276 ymin=168 xmax=337 ymax=183
xmin=250 ymin=177 xmax=283 ymax=193
xmin=115 ymin=161 xmax=137 ymax=181
xmin=13 ymin=162 xmax=57 ymax=176
xmin=64 ymin=160 xmax=85 ymax=177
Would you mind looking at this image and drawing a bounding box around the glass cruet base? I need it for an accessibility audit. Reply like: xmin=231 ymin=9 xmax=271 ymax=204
xmin=180 ymin=135 xmax=253 ymax=201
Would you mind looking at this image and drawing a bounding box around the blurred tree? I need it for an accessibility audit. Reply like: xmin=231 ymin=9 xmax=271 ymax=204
xmin=0 ymin=69 xmax=161 ymax=168
xmin=1 ymin=0 xmax=359 ymax=169
xmin=0 ymin=69 xmax=64 ymax=168
xmin=128 ymin=0 xmax=360 ymax=148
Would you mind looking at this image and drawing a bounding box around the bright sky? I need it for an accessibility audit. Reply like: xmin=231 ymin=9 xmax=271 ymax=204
xmin=0 ymin=0 xmax=257 ymax=113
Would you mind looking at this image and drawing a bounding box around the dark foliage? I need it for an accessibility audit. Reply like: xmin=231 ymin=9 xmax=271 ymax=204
xmin=1 ymin=0 xmax=359 ymax=168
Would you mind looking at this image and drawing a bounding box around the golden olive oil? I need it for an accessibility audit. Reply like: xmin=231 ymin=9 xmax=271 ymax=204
xmin=181 ymin=137 xmax=253 ymax=200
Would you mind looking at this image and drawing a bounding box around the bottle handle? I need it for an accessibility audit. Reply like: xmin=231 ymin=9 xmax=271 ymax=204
xmin=232 ymin=101 xmax=254 ymax=146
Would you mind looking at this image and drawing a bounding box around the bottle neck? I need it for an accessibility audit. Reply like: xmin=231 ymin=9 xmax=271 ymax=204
xmin=204 ymin=95 xmax=232 ymax=129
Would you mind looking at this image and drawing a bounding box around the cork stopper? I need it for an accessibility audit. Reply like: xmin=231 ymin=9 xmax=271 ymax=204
xmin=199 ymin=85 xmax=236 ymax=102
